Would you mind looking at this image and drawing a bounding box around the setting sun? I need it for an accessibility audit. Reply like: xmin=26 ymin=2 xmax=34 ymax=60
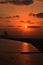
xmin=25 ymin=26 xmax=27 ymax=28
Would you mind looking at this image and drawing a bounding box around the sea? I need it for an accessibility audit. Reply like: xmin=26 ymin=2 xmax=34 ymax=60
xmin=0 ymin=38 xmax=43 ymax=65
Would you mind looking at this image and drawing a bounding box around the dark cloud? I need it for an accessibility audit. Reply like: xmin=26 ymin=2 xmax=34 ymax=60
xmin=0 ymin=15 xmax=19 ymax=19
xmin=23 ymin=0 xmax=33 ymax=5
xmin=29 ymin=13 xmax=35 ymax=16
xmin=13 ymin=16 xmax=16 ymax=18
xmin=29 ymin=13 xmax=43 ymax=18
xmin=20 ymin=21 xmax=24 ymax=22
xmin=5 ymin=15 xmax=19 ymax=19
xmin=9 ymin=0 xmax=33 ymax=5
xmin=20 ymin=20 xmax=34 ymax=24
xmin=5 ymin=16 xmax=12 ymax=19
xmin=27 ymin=26 xmax=41 ymax=28
xmin=36 ymin=13 xmax=43 ymax=18
xmin=27 ymin=20 xmax=34 ymax=24
xmin=16 ymin=15 xmax=19 ymax=17
xmin=17 ymin=26 xmax=41 ymax=28
xmin=18 ymin=25 xmax=22 ymax=27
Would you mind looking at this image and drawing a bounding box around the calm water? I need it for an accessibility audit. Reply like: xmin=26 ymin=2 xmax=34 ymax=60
xmin=0 ymin=39 xmax=43 ymax=65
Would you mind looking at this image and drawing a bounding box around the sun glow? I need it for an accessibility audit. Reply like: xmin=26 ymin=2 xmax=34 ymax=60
xmin=24 ymin=25 xmax=27 ymax=28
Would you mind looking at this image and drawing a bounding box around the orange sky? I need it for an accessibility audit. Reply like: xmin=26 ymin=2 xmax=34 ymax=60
xmin=0 ymin=0 xmax=43 ymax=38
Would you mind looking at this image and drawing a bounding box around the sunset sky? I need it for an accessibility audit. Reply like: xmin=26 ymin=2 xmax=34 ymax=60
xmin=0 ymin=0 xmax=43 ymax=38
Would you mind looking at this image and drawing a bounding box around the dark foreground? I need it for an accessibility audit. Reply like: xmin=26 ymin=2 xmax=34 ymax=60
xmin=0 ymin=38 xmax=43 ymax=65
xmin=0 ymin=53 xmax=43 ymax=65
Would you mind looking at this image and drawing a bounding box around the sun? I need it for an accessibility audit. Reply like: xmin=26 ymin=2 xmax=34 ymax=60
xmin=24 ymin=26 xmax=27 ymax=28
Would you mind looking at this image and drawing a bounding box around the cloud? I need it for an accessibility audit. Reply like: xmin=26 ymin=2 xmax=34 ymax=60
xmin=5 ymin=15 xmax=19 ymax=19
xmin=29 ymin=13 xmax=35 ymax=16
xmin=36 ymin=13 xmax=43 ymax=18
xmin=8 ymin=0 xmax=33 ymax=5
xmin=20 ymin=20 xmax=34 ymax=24
xmin=27 ymin=26 xmax=41 ymax=28
xmin=5 ymin=16 xmax=12 ymax=19
xmin=23 ymin=0 xmax=33 ymax=5
xmin=16 ymin=15 xmax=19 ymax=17
xmin=0 ymin=15 xmax=20 ymax=19
xmin=29 ymin=13 xmax=43 ymax=18
xmin=27 ymin=20 xmax=34 ymax=24
xmin=18 ymin=25 xmax=22 ymax=27
xmin=20 ymin=21 xmax=24 ymax=22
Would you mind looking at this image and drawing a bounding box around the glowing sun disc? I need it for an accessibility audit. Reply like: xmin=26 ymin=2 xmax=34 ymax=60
xmin=25 ymin=26 xmax=27 ymax=28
